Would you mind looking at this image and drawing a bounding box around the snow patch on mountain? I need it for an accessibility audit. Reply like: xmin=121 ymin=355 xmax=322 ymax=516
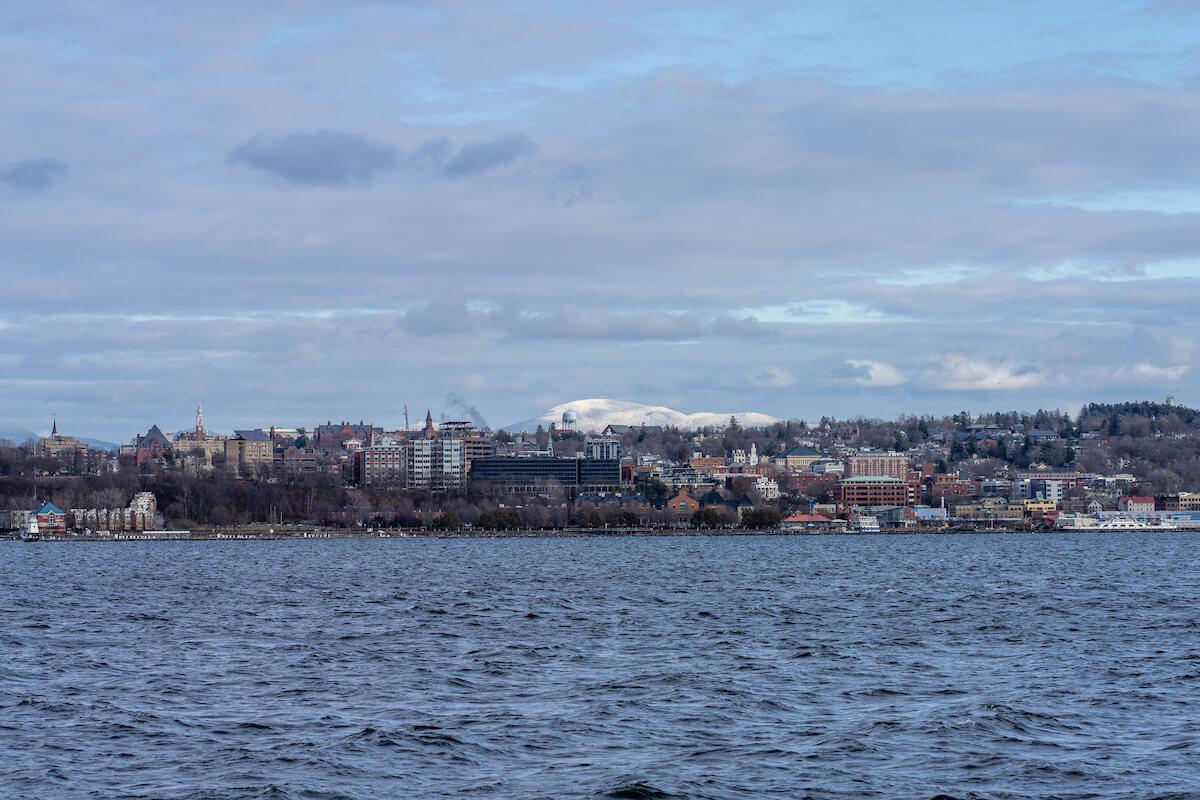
xmin=506 ymin=399 xmax=780 ymax=433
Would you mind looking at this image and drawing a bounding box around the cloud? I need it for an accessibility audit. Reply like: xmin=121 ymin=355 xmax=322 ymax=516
xmin=506 ymin=308 xmax=702 ymax=341
xmin=229 ymin=131 xmax=397 ymax=187
xmin=712 ymin=314 xmax=775 ymax=339
xmin=395 ymin=299 xmax=477 ymax=336
xmin=413 ymin=133 xmax=537 ymax=177
xmin=933 ymin=356 xmax=1047 ymax=391
xmin=1131 ymin=362 xmax=1189 ymax=380
xmin=0 ymin=158 xmax=67 ymax=190
xmin=753 ymin=366 xmax=795 ymax=388
xmin=839 ymin=359 xmax=906 ymax=387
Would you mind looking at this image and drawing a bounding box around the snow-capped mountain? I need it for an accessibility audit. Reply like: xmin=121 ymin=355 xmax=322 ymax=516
xmin=505 ymin=399 xmax=780 ymax=433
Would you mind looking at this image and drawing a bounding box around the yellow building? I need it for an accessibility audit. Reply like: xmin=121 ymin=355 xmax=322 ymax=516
xmin=1023 ymin=499 xmax=1057 ymax=515
xmin=225 ymin=430 xmax=274 ymax=474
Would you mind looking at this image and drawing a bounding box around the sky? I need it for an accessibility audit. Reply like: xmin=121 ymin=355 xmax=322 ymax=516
xmin=4 ymin=0 xmax=1200 ymax=440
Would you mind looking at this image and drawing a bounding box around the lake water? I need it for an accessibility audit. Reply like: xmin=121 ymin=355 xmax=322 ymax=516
xmin=2 ymin=533 xmax=1198 ymax=799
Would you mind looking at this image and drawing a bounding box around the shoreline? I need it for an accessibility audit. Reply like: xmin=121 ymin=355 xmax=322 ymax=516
xmin=2 ymin=526 xmax=1194 ymax=542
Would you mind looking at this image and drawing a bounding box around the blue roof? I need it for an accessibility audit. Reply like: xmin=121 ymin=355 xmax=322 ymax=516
xmin=34 ymin=501 xmax=64 ymax=515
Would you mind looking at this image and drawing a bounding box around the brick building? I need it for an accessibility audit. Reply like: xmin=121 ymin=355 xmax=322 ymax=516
xmin=836 ymin=476 xmax=913 ymax=507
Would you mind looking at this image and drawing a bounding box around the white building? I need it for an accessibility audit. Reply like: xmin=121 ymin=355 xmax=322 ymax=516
xmin=755 ymin=475 xmax=780 ymax=501
xmin=409 ymin=438 xmax=465 ymax=490
xmin=584 ymin=437 xmax=622 ymax=461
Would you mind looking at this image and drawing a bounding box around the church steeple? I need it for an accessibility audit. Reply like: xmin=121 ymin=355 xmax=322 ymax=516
xmin=423 ymin=409 xmax=437 ymax=439
xmin=51 ymin=415 xmax=57 ymax=437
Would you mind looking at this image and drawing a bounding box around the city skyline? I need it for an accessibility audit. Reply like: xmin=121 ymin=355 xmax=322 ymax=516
xmin=4 ymin=1 xmax=1200 ymax=440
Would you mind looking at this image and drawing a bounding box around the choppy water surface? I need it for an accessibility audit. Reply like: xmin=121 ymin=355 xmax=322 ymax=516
xmin=2 ymin=533 xmax=1199 ymax=799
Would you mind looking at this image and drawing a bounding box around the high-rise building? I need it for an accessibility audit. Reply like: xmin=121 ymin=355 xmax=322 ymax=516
xmin=408 ymin=437 xmax=465 ymax=490
xmin=438 ymin=420 xmax=497 ymax=469
xmin=584 ymin=437 xmax=622 ymax=461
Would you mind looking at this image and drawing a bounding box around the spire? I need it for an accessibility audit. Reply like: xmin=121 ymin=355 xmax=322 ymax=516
xmin=51 ymin=415 xmax=57 ymax=437
xmin=423 ymin=409 xmax=437 ymax=439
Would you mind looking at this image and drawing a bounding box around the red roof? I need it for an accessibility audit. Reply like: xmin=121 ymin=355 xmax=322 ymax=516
xmin=784 ymin=513 xmax=830 ymax=523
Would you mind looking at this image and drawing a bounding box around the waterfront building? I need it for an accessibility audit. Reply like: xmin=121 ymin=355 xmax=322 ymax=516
xmin=470 ymin=456 xmax=621 ymax=493
xmin=1118 ymin=496 xmax=1155 ymax=514
xmin=32 ymin=501 xmax=67 ymax=535
xmin=70 ymin=492 xmax=161 ymax=532
xmin=665 ymin=488 xmax=699 ymax=514
xmin=1156 ymin=493 xmax=1200 ymax=512
xmin=836 ymin=475 xmax=913 ymax=507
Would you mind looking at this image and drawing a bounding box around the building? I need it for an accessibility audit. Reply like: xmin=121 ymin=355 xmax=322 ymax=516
xmin=225 ymin=430 xmax=274 ymax=474
xmin=173 ymin=405 xmax=227 ymax=466
xmin=774 ymin=445 xmax=824 ymax=471
xmin=1156 ymin=493 xmax=1200 ymax=512
xmin=397 ymin=412 xmax=468 ymax=490
xmin=134 ymin=425 xmax=172 ymax=466
xmin=70 ymin=492 xmax=162 ymax=532
xmin=354 ymin=444 xmax=408 ymax=485
xmin=312 ymin=420 xmax=379 ymax=453
xmin=36 ymin=418 xmax=87 ymax=461
xmin=1119 ymin=496 xmax=1155 ymax=514
xmin=689 ymin=455 xmax=726 ymax=475
xmin=31 ymin=502 xmax=67 ymax=535
xmin=584 ymin=437 xmax=622 ymax=461
xmin=845 ymin=451 xmax=910 ymax=480
xmin=754 ymin=474 xmax=781 ymax=501
xmin=665 ymin=488 xmax=699 ymax=514
xmin=409 ymin=437 xmax=465 ymax=490
xmin=278 ymin=446 xmax=321 ymax=478
xmin=781 ymin=513 xmax=838 ymax=531
xmin=836 ymin=476 xmax=912 ymax=507
xmin=471 ymin=456 xmax=621 ymax=493
xmin=438 ymin=421 xmax=497 ymax=469
xmin=1023 ymin=499 xmax=1058 ymax=515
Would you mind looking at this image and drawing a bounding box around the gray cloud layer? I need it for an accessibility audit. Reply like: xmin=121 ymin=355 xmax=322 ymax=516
xmin=412 ymin=134 xmax=537 ymax=177
xmin=229 ymin=131 xmax=398 ymax=187
xmin=0 ymin=158 xmax=67 ymax=190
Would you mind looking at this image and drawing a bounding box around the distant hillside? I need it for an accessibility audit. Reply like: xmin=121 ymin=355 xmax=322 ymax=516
xmin=0 ymin=422 xmax=37 ymax=444
xmin=0 ymin=423 xmax=118 ymax=450
xmin=77 ymin=437 xmax=120 ymax=452
xmin=506 ymin=398 xmax=780 ymax=433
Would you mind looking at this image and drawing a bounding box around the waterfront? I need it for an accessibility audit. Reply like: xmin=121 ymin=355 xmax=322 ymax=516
xmin=2 ymin=534 xmax=1198 ymax=799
